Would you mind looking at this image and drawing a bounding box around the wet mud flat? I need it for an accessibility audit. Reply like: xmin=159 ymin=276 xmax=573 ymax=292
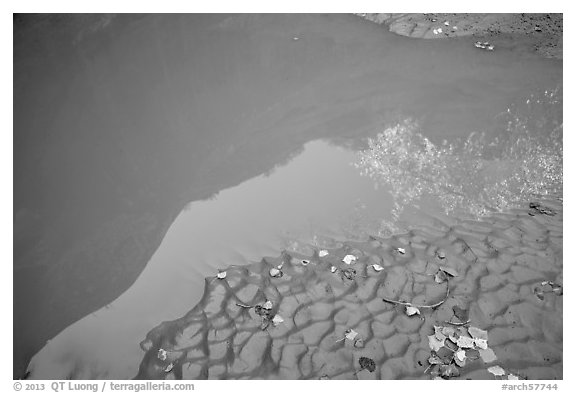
xmin=136 ymin=197 xmax=562 ymax=380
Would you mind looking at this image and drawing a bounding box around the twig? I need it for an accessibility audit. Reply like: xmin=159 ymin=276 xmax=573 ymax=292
xmin=235 ymin=302 xmax=255 ymax=309
xmin=444 ymin=319 xmax=471 ymax=326
xmin=382 ymin=281 xmax=450 ymax=309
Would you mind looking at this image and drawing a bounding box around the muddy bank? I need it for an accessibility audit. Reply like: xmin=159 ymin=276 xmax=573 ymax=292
xmin=136 ymin=198 xmax=562 ymax=379
xmin=358 ymin=13 xmax=562 ymax=59
xmin=14 ymin=14 xmax=562 ymax=378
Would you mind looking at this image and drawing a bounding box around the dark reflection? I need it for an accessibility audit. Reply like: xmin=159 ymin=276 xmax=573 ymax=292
xmin=14 ymin=14 xmax=561 ymax=378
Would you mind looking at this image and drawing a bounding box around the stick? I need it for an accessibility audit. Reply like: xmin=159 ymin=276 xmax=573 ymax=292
xmin=382 ymin=281 xmax=450 ymax=309
xmin=235 ymin=302 xmax=255 ymax=309
xmin=444 ymin=319 xmax=471 ymax=326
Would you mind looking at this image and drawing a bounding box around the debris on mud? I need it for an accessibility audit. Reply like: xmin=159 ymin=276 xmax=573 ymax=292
xmin=405 ymin=306 xmax=421 ymax=316
xmin=529 ymin=202 xmax=556 ymax=216
xmin=216 ymin=271 xmax=227 ymax=279
xmin=318 ymin=250 xmax=329 ymax=257
xmin=164 ymin=363 xmax=174 ymax=373
xmin=269 ymin=267 xmax=283 ymax=278
xmin=425 ymin=323 xmax=497 ymax=379
xmin=533 ymin=280 xmax=563 ymax=300
xmin=340 ymin=267 xmax=357 ymax=281
xmin=383 ymin=280 xmax=450 ymax=310
xmin=342 ymin=254 xmax=357 ymax=264
xmin=474 ymin=41 xmax=495 ymax=51
xmin=357 ymin=356 xmax=376 ymax=373
xmin=372 ymin=264 xmax=384 ymax=272
xmin=157 ymin=348 xmax=167 ymax=361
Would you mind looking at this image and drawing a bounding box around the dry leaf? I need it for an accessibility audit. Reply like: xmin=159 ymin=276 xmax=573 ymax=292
xmin=454 ymin=349 xmax=466 ymax=367
xmin=272 ymin=314 xmax=284 ymax=326
xmin=358 ymin=357 xmax=376 ymax=372
xmin=508 ymin=374 xmax=519 ymax=380
xmin=434 ymin=326 xmax=447 ymax=342
xmin=342 ymin=255 xmax=357 ymax=264
xmin=439 ymin=266 xmax=458 ymax=277
xmin=468 ymin=327 xmax=488 ymax=341
xmin=456 ymin=335 xmax=475 ymax=349
xmin=474 ymin=338 xmax=488 ymax=350
xmin=262 ymin=300 xmax=273 ymax=310
xmin=164 ymin=363 xmax=174 ymax=373
xmin=397 ymin=247 xmax=406 ymax=254
xmin=345 ymin=329 xmax=359 ymax=341
xmin=405 ymin=306 xmax=420 ymax=316
xmin=319 ymin=250 xmax=329 ymax=257
xmin=157 ymin=348 xmax=167 ymax=361
xmin=217 ymin=271 xmax=227 ymax=279
xmin=372 ymin=264 xmax=384 ymax=272
xmin=428 ymin=353 xmax=444 ymax=365
xmin=269 ymin=267 xmax=283 ymax=278
xmin=455 ymin=349 xmax=466 ymax=362
xmin=487 ymin=365 xmax=506 ymax=377
xmin=434 ymin=270 xmax=448 ymax=283
xmin=439 ymin=363 xmax=460 ymax=378
xmin=330 ymin=266 xmax=338 ymax=273
xmin=452 ymin=306 xmax=469 ymax=322
xmin=428 ymin=335 xmax=445 ymax=352
xmin=479 ymin=347 xmax=498 ymax=363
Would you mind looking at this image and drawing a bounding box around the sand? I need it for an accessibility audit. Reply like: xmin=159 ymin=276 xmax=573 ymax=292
xmin=357 ymin=13 xmax=562 ymax=59
xmin=135 ymin=196 xmax=562 ymax=380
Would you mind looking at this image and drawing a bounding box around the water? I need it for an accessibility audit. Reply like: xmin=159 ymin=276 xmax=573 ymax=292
xmin=17 ymin=14 xmax=562 ymax=379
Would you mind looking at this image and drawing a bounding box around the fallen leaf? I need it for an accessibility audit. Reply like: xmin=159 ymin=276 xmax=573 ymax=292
xmin=456 ymin=335 xmax=475 ymax=349
xmin=444 ymin=339 xmax=459 ymax=352
xmin=262 ymin=300 xmax=273 ymax=310
xmin=437 ymin=346 xmax=456 ymax=364
xmin=479 ymin=347 xmax=498 ymax=363
xmin=468 ymin=326 xmax=488 ymax=341
xmin=358 ymin=357 xmax=376 ymax=372
xmin=435 ymin=270 xmax=448 ymax=283
xmin=405 ymin=306 xmax=420 ymax=316
xmin=465 ymin=349 xmax=480 ymax=360
xmin=441 ymin=326 xmax=456 ymax=338
xmin=434 ymin=326 xmax=447 ymax=341
xmin=342 ymin=255 xmax=357 ymax=264
xmin=269 ymin=268 xmax=283 ymax=278
xmin=319 ymin=250 xmax=329 ymax=257
xmin=428 ymin=335 xmax=445 ymax=352
xmin=439 ymin=266 xmax=458 ymax=277
xmin=454 ymin=349 xmax=466 ymax=367
xmin=455 ymin=349 xmax=466 ymax=362
xmin=508 ymin=374 xmax=520 ymax=380
xmin=474 ymin=338 xmax=488 ymax=350
xmin=397 ymin=247 xmax=406 ymax=254
xmin=272 ymin=314 xmax=284 ymax=326
xmin=439 ymin=363 xmax=460 ymax=378
xmin=372 ymin=264 xmax=384 ymax=272
xmin=487 ymin=365 xmax=506 ymax=377
xmin=345 ymin=329 xmax=359 ymax=341
xmin=453 ymin=306 xmax=469 ymax=322
xmin=330 ymin=266 xmax=338 ymax=273
xmin=428 ymin=353 xmax=444 ymax=365
xmin=164 ymin=363 xmax=174 ymax=373
xmin=157 ymin=348 xmax=167 ymax=361
xmin=217 ymin=271 xmax=227 ymax=279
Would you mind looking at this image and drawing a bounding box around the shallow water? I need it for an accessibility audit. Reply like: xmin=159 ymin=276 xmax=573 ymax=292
xmin=18 ymin=14 xmax=562 ymax=379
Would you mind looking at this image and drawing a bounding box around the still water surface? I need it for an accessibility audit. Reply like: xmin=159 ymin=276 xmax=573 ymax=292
xmin=23 ymin=14 xmax=562 ymax=379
